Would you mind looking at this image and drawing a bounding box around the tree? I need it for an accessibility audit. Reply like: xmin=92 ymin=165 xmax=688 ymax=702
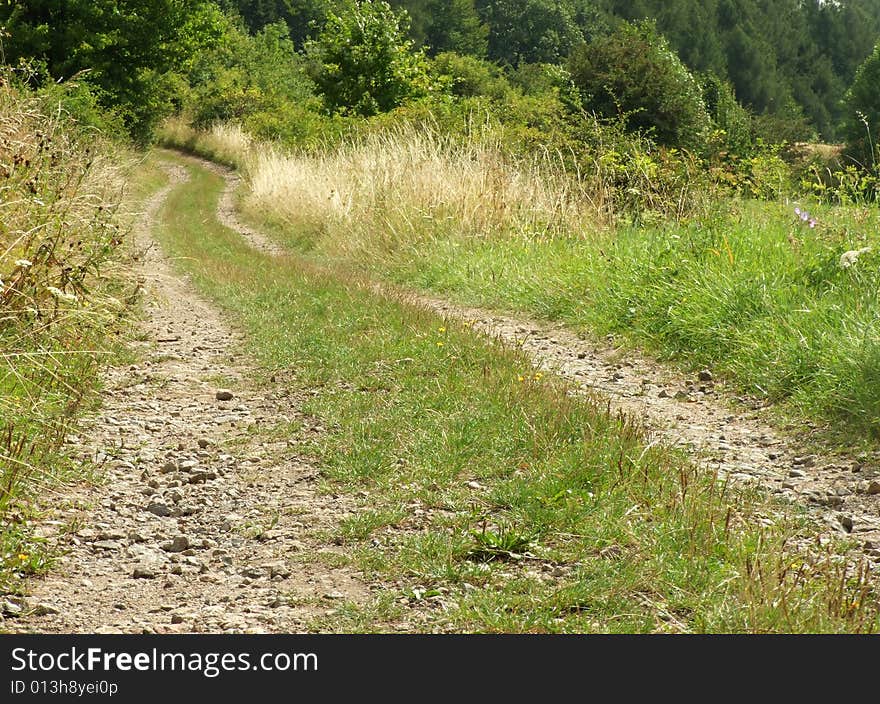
xmin=423 ymin=0 xmax=488 ymax=57
xmin=700 ymin=72 xmax=752 ymax=155
xmin=0 ymin=0 xmax=225 ymax=141
xmin=431 ymin=52 xmax=510 ymax=99
xmin=567 ymin=21 xmax=710 ymax=149
xmin=305 ymin=0 xmax=435 ymax=116
xmin=221 ymin=0 xmax=338 ymax=47
xmin=843 ymin=43 xmax=880 ymax=167
xmin=389 ymin=0 xmax=488 ymax=57
xmin=186 ymin=19 xmax=321 ymax=144
xmin=474 ymin=0 xmax=586 ymax=66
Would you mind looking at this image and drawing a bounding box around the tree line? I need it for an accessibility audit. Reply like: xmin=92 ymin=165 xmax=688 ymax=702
xmin=3 ymin=0 xmax=880 ymax=172
xmin=228 ymin=0 xmax=880 ymax=142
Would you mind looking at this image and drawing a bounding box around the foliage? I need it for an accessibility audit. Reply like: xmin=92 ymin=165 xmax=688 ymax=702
xmin=185 ymin=19 xmax=326 ymax=145
xmin=605 ymin=0 xmax=880 ymax=142
xmin=473 ymin=0 xmax=587 ymax=66
xmin=700 ymin=73 xmax=753 ymax=157
xmin=843 ymin=42 xmax=880 ymax=169
xmin=219 ymin=0 xmax=340 ymax=46
xmin=305 ymin=0 xmax=437 ymax=116
xmin=431 ymin=52 xmax=510 ymax=100
xmin=0 ymin=0 xmax=227 ymax=141
xmin=391 ymin=0 xmax=489 ymax=57
xmin=567 ymin=21 xmax=710 ymax=150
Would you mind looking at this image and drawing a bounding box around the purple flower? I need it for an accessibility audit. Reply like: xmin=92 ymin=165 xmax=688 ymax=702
xmin=809 ymin=219 xmax=817 ymax=228
xmin=795 ymin=207 xmax=802 ymax=216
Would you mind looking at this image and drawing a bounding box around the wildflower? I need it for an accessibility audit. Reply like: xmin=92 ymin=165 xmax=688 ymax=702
xmin=518 ymin=375 xmax=525 ymax=382
xmin=436 ymin=341 xmax=444 ymax=348
xmin=17 ymin=553 xmax=28 ymax=562
xmin=840 ymin=247 xmax=872 ymax=269
xmin=534 ymin=372 xmax=544 ymax=380
xmin=14 ymin=259 xmax=32 ymax=268
xmin=46 ymin=286 xmax=77 ymax=302
xmin=438 ymin=327 xmax=446 ymax=334
xmin=794 ymin=206 xmax=818 ymax=228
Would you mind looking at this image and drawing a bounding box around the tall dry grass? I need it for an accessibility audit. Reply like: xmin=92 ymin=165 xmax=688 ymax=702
xmin=162 ymin=120 xmax=623 ymax=255
xmin=0 ymin=76 xmax=131 ymax=582
xmin=161 ymin=116 xmax=711 ymax=263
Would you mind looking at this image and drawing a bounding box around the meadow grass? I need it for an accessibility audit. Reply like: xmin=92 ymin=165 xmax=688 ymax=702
xmin=0 ymin=81 xmax=145 ymax=595
xmin=149 ymin=151 xmax=880 ymax=632
xmin=162 ymin=121 xmax=880 ymax=444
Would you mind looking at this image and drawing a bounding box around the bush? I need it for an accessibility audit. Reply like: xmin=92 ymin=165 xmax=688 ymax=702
xmin=700 ymin=73 xmax=753 ymax=157
xmin=184 ymin=20 xmax=327 ymax=146
xmin=843 ymin=42 xmax=880 ymax=169
xmin=567 ymin=21 xmax=710 ymax=151
xmin=431 ymin=52 xmax=510 ymax=100
xmin=305 ymin=0 xmax=438 ymax=117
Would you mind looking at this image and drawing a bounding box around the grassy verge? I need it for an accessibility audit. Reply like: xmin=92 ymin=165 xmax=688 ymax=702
xmin=161 ymin=123 xmax=880 ymax=445
xmin=150 ymin=151 xmax=879 ymax=633
xmin=0 ymin=84 xmax=146 ymax=596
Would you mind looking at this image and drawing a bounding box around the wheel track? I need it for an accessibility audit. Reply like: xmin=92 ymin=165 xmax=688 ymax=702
xmin=186 ymin=151 xmax=880 ymax=568
xmin=7 ymin=161 xmax=368 ymax=634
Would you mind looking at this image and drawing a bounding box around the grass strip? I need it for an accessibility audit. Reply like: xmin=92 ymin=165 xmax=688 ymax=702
xmin=151 ymin=152 xmax=879 ymax=633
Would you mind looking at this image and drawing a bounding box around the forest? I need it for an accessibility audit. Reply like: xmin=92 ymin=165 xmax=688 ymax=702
xmin=4 ymin=1 xmax=880 ymax=637
xmin=3 ymin=0 xmax=880 ymax=151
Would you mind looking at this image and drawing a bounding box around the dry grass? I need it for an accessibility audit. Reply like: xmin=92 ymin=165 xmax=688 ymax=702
xmin=0 ymin=76 xmax=133 ymax=587
xmin=162 ymin=119 xmax=614 ymax=257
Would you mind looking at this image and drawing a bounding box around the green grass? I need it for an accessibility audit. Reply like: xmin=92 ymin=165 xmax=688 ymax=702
xmin=251 ymin=193 xmax=880 ymax=445
xmin=149 ymin=152 xmax=880 ymax=633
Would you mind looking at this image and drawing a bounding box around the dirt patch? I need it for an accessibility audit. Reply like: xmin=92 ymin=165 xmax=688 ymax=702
xmin=6 ymin=163 xmax=368 ymax=634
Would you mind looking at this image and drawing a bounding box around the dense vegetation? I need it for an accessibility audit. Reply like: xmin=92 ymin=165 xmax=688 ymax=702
xmin=0 ymin=75 xmax=134 ymax=591
xmin=4 ymin=0 xmax=880 ymax=147
xmin=4 ymin=0 xmax=880 ymax=633
xmin=220 ymin=0 xmax=880 ymax=143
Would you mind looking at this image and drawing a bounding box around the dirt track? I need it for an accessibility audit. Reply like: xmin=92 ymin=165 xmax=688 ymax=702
xmin=9 ymin=151 xmax=880 ymax=633
xmin=8 ymin=162 xmax=367 ymax=634
xmin=202 ymin=152 xmax=880 ymax=561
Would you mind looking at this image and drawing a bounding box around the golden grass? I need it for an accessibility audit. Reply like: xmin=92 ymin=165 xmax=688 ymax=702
xmin=161 ymin=119 xmax=612 ymax=259
xmin=0 ymin=76 xmax=133 ymax=533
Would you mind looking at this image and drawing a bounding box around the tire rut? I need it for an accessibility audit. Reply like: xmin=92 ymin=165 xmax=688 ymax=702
xmin=7 ymin=162 xmax=368 ymax=633
xmin=185 ymin=152 xmax=880 ymax=568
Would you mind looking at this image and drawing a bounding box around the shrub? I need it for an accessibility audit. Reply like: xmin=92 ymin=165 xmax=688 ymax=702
xmin=305 ymin=0 xmax=438 ymax=117
xmin=843 ymin=42 xmax=880 ymax=169
xmin=431 ymin=52 xmax=511 ymax=100
xmin=700 ymin=72 xmax=753 ymax=157
xmin=567 ymin=20 xmax=710 ymax=151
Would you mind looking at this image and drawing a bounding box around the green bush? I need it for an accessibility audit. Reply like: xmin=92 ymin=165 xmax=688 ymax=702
xmin=185 ymin=19 xmax=327 ymax=146
xmin=305 ymin=0 xmax=438 ymax=117
xmin=508 ymin=62 xmax=571 ymax=97
xmin=700 ymin=73 xmax=753 ymax=157
xmin=843 ymin=42 xmax=880 ymax=169
xmin=567 ymin=20 xmax=710 ymax=151
xmin=431 ymin=52 xmax=510 ymax=100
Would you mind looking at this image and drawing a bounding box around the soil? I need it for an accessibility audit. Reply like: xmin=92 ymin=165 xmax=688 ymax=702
xmin=9 ymin=150 xmax=880 ymax=633
xmin=7 ymin=163 xmax=368 ymax=634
